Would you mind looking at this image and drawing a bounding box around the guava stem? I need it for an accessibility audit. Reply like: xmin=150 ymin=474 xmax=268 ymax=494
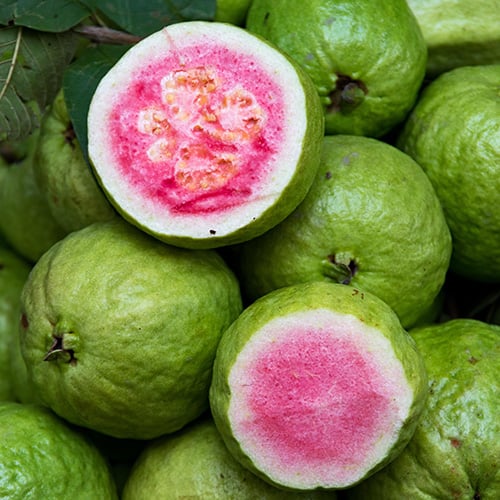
xmin=328 ymin=75 xmax=367 ymax=113
xmin=321 ymin=254 xmax=357 ymax=284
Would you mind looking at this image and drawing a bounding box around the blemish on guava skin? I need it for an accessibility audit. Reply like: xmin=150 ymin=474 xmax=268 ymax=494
xmin=449 ymin=437 xmax=461 ymax=448
xmin=324 ymin=16 xmax=335 ymax=26
xmin=263 ymin=12 xmax=270 ymax=24
xmin=468 ymin=356 xmax=479 ymax=364
xmin=209 ymin=229 xmax=216 ymax=235
xmin=20 ymin=313 xmax=29 ymax=329
xmin=63 ymin=123 xmax=77 ymax=149
xmin=325 ymin=171 xmax=332 ymax=179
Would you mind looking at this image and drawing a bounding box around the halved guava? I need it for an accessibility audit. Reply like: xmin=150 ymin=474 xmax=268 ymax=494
xmin=209 ymin=281 xmax=428 ymax=491
xmin=87 ymin=21 xmax=324 ymax=249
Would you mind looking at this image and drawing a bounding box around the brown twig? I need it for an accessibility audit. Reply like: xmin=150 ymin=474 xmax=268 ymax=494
xmin=72 ymin=25 xmax=142 ymax=45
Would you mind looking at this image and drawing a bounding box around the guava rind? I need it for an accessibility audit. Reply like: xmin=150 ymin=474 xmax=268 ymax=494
xmin=345 ymin=319 xmax=500 ymax=499
xmin=20 ymin=218 xmax=243 ymax=439
xmin=122 ymin=416 xmax=336 ymax=499
xmin=246 ymin=0 xmax=427 ymax=137
xmin=406 ymin=0 xmax=500 ymax=76
xmin=87 ymin=21 xmax=324 ymax=250
xmin=0 ymin=401 xmax=118 ymax=499
xmin=234 ymin=135 xmax=452 ymax=329
xmin=0 ymin=131 xmax=67 ymax=263
xmin=0 ymin=247 xmax=31 ymax=401
xmin=397 ymin=65 xmax=500 ymax=282
xmin=34 ymin=89 xmax=116 ymax=233
xmin=210 ymin=281 xmax=428 ymax=491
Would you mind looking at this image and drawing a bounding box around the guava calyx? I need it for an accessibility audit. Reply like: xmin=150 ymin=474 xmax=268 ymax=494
xmin=329 ymin=74 xmax=367 ymax=113
xmin=43 ymin=329 xmax=79 ymax=365
xmin=322 ymin=252 xmax=358 ymax=284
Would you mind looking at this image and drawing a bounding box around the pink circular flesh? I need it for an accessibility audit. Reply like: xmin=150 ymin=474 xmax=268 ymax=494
xmin=240 ymin=328 xmax=397 ymax=472
xmin=108 ymin=43 xmax=285 ymax=215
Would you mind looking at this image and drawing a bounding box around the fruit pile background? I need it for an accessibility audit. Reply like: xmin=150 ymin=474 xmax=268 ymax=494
xmin=1 ymin=0 xmax=499 ymax=498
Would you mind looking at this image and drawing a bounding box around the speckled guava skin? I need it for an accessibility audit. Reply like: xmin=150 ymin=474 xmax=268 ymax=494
xmin=210 ymin=281 xmax=428 ymax=491
xmin=345 ymin=319 xmax=500 ymax=499
xmin=19 ymin=218 xmax=243 ymax=439
xmin=34 ymin=89 xmax=116 ymax=233
xmin=397 ymin=65 xmax=500 ymax=282
xmin=0 ymin=402 xmax=118 ymax=499
xmin=234 ymin=135 xmax=452 ymax=329
xmin=246 ymin=0 xmax=427 ymax=137
xmin=123 ymin=417 xmax=336 ymax=499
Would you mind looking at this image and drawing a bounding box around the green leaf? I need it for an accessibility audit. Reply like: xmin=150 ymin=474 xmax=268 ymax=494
xmin=0 ymin=0 xmax=91 ymax=32
xmin=83 ymin=0 xmax=216 ymax=37
xmin=0 ymin=26 xmax=78 ymax=142
xmin=63 ymin=43 xmax=129 ymax=159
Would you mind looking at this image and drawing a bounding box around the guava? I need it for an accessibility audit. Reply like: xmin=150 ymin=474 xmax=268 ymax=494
xmin=246 ymin=0 xmax=427 ymax=137
xmin=215 ymin=0 xmax=252 ymax=25
xmin=209 ymin=281 xmax=428 ymax=491
xmin=0 ymin=131 xmax=67 ymax=263
xmin=406 ymin=0 xmax=500 ymax=77
xmin=87 ymin=21 xmax=324 ymax=249
xmin=34 ymin=89 xmax=116 ymax=233
xmin=0 ymin=401 xmax=118 ymax=499
xmin=397 ymin=64 xmax=500 ymax=282
xmin=19 ymin=218 xmax=243 ymax=439
xmin=345 ymin=318 xmax=500 ymax=499
xmin=0 ymin=246 xmax=31 ymax=401
xmin=233 ymin=135 xmax=452 ymax=329
xmin=123 ymin=416 xmax=336 ymax=499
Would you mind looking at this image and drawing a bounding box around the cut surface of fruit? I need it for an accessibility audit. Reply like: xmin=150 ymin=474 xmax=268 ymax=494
xmin=228 ymin=309 xmax=413 ymax=488
xmin=88 ymin=21 xmax=323 ymax=248
xmin=210 ymin=282 xmax=428 ymax=491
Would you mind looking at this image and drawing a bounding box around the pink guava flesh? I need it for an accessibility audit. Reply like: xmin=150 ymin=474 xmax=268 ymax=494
xmin=108 ymin=43 xmax=285 ymax=215
xmin=228 ymin=317 xmax=411 ymax=488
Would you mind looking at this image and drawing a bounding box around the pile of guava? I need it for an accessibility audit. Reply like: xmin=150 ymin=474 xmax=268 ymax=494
xmin=1 ymin=1 xmax=498 ymax=498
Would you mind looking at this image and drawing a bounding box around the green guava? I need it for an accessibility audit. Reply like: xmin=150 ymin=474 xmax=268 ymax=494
xmin=215 ymin=0 xmax=252 ymax=25
xmin=234 ymin=135 xmax=452 ymax=329
xmin=19 ymin=218 xmax=243 ymax=439
xmin=406 ymin=0 xmax=500 ymax=77
xmin=87 ymin=21 xmax=324 ymax=249
xmin=0 ymin=131 xmax=67 ymax=263
xmin=0 ymin=246 xmax=31 ymax=401
xmin=246 ymin=0 xmax=427 ymax=137
xmin=0 ymin=401 xmax=118 ymax=499
xmin=210 ymin=281 xmax=428 ymax=491
xmin=397 ymin=65 xmax=500 ymax=282
xmin=34 ymin=89 xmax=116 ymax=233
xmin=123 ymin=416 xmax=336 ymax=499
xmin=345 ymin=319 xmax=500 ymax=499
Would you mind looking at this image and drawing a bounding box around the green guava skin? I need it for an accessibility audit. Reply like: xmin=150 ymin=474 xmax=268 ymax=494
xmin=246 ymin=0 xmax=427 ymax=137
xmin=0 ymin=246 xmax=31 ymax=401
xmin=19 ymin=218 xmax=243 ymax=439
xmin=34 ymin=90 xmax=116 ymax=233
xmin=397 ymin=65 xmax=500 ymax=282
xmin=234 ymin=135 xmax=452 ymax=329
xmin=0 ymin=402 xmax=118 ymax=499
xmin=0 ymin=131 xmax=67 ymax=263
xmin=210 ymin=281 xmax=428 ymax=491
xmin=123 ymin=416 xmax=336 ymax=499
xmin=406 ymin=0 xmax=500 ymax=77
xmin=346 ymin=319 xmax=500 ymax=499
xmin=215 ymin=0 xmax=252 ymax=25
